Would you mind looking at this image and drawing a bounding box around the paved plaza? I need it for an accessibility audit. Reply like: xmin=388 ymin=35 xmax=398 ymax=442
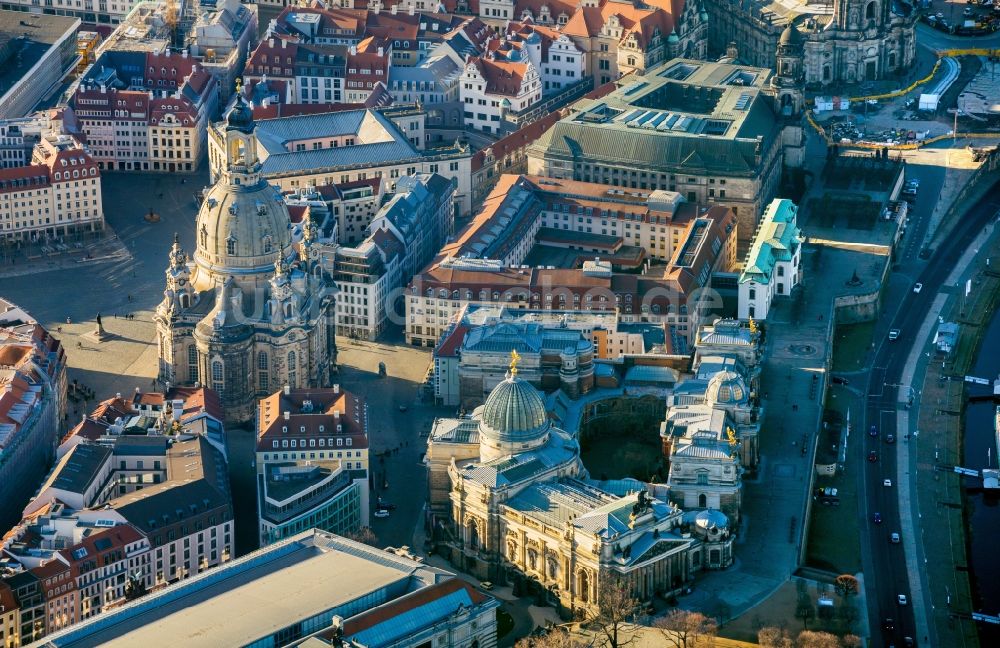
xmin=2 ymin=170 xmax=208 ymax=404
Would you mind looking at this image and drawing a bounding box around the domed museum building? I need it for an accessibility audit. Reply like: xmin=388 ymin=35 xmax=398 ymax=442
xmin=426 ymin=355 xmax=734 ymax=616
xmin=154 ymin=96 xmax=337 ymax=422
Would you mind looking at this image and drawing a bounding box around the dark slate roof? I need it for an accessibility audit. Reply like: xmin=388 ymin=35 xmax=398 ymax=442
xmin=51 ymin=443 xmax=112 ymax=494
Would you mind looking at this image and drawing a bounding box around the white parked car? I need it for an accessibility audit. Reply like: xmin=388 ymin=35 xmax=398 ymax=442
xmin=374 ymin=509 xmax=390 ymax=518
xmin=913 ymin=283 xmax=923 ymax=293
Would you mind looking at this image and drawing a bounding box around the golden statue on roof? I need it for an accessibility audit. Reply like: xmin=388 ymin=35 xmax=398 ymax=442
xmin=748 ymin=316 xmax=758 ymax=335
xmin=235 ymin=77 xmax=243 ymax=96
xmin=509 ymin=349 xmax=521 ymax=377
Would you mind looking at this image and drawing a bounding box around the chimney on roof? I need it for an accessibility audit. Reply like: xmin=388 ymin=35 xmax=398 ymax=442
xmin=269 ymin=38 xmax=275 ymax=47
xmin=350 ymin=44 xmax=357 ymax=55
xmin=408 ymin=5 xmax=414 ymax=15
xmin=281 ymin=39 xmax=287 ymax=49
xmin=391 ymin=4 xmax=397 ymax=13
xmin=283 ymin=411 xmax=290 ymax=420
xmin=116 ymin=392 xmax=122 ymax=399
xmin=182 ymin=49 xmax=188 ymax=59
xmin=333 ymin=384 xmax=340 ymax=394
xmin=378 ymin=46 xmax=384 ymax=57
xmin=284 ymin=384 xmax=291 ymax=396
xmin=334 ymin=409 xmax=340 ymax=419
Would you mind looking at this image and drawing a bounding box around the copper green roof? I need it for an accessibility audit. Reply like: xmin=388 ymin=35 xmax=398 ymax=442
xmin=739 ymin=198 xmax=802 ymax=285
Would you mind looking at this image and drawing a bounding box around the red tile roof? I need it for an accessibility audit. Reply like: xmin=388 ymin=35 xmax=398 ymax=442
xmin=435 ymin=324 xmax=469 ymax=358
xmin=256 ymin=387 xmax=368 ymax=451
xmin=341 ymin=578 xmax=489 ymax=639
xmin=468 ymin=57 xmax=530 ymax=97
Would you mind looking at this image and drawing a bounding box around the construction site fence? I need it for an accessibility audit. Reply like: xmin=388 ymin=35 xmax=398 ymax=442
xmin=806 ymin=109 xmax=1000 ymax=150
xmin=806 ymin=47 xmax=1000 ymax=108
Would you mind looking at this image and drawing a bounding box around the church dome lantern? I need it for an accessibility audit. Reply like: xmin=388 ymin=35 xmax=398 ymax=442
xmin=226 ymin=85 xmax=255 ymax=134
xmin=778 ymin=23 xmax=805 ymax=47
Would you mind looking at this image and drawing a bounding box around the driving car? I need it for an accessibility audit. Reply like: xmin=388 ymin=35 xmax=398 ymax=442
xmin=832 ymin=376 xmax=850 ymax=385
xmin=869 ymin=425 xmax=878 ymax=437
xmin=898 ymin=594 xmax=908 ymax=606
xmin=884 ymin=479 xmax=892 ymax=487
xmin=888 ymin=329 xmax=901 ymax=341
xmin=890 ymin=532 xmax=901 ymax=544
xmin=869 ymin=450 xmax=878 ymax=462
xmin=913 ymin=283 xmax=923 ymax=293
xmin=886 ymin=434 xmax=895 ymax=444
xmin=874 ymin=512 xmax=882 ymax=524
xmin=374 ymin=509 xmax=390 ymax=518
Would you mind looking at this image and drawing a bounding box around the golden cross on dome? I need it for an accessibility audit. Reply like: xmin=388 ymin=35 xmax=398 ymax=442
xmin=509 ymin=349 xmax=521 ymax=377
xmin=235 ymin=78 xmax=243 ymax=95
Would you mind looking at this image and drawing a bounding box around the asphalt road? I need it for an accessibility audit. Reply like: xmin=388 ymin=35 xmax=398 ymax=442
xmin=858 ymin=175 xmax=1000 ymax=647
xmin=916 ymin=22 xmax=1000 ymax=51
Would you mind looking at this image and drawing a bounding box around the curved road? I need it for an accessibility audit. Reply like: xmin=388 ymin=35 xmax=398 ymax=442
xmin=860 ymin=178 xmax=1000 ymax=647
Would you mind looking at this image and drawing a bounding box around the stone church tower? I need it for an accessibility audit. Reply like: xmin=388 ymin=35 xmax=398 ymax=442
xmin=772 ymin=23 xmax=806 ymax=169
xmin=154 ymin=95 xmax=338 ymax=423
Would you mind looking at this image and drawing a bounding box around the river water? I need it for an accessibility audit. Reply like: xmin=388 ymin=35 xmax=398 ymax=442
xmin=964 ymin=308 xmax=1000 ymax=645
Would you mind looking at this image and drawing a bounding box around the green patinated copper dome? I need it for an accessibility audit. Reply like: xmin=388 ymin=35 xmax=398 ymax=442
xmin=478 ymin=374 xmax=550 ymax=443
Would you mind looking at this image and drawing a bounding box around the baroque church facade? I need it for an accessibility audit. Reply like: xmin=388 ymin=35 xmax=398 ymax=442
xmin=707 ymin=0 xmax=916 ymax=87
xmin=154 ymin=97 xmax=338 ymax=422
xmin=427 ymin=356 xmax=734 ymax=616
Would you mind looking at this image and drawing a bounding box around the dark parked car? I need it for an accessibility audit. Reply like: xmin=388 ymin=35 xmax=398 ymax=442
xmin=832 ymin=376 xmax=849 ymax=385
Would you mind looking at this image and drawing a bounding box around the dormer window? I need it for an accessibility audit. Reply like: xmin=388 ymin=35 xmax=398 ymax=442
xmin=226 ymin=236 xmax=236 ymax=256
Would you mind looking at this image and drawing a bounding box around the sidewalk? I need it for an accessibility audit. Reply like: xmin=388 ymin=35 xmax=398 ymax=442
xmin=0 ymin=231 xmax=130 ymax=280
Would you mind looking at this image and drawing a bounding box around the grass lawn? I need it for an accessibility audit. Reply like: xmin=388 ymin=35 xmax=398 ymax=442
xmin=720 ymin=580 xmax=860 ymax=643
xmin=804 ymin=386 xmax=862 ymax=575
xmin=832 ymin=322 xmax=875 ymax=373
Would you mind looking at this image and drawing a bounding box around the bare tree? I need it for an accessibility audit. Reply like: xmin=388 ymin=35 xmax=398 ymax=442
xmin=833 ymin=575 xmax=859 ymax=599
xmin=758 ymin=626 xmax=794 ymax=648
xmin=589 ymin=579 xmax=639 ymax=648
xmin=343 ymin=526 xmax=379 ymax=546
xmin=794 ymin=598 xmax=815 ymax=630
xmin=654 ymin=609 xmax=718 ymax=648
xmin=841 ymin=635 xmax=861 ymax=648
xmin=516 ymin=629 xmax=592 ymax=648
xmin=795 ymin=630 xmax=841 ymax=648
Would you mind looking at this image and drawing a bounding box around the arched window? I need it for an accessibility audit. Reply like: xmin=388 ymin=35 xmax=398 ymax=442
xmin=865 ymin=1 xmax=876 ymax=20
xmin=287 ymin=351 xmax=297 ymax=388
xmin=211 ymin=360 xmax=224 ymax=394
xmin=698 ymin=493 xmax=707 ymax=508
xmin=226 ymin=237 xmax=236 ymax=256
xmin=258 ymin=351 xmax=269 ymax=392
xmin=180 ymin=293 xmax=190 ymax=309
xmin=187 ymin=346 xmax=198 ymax=380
